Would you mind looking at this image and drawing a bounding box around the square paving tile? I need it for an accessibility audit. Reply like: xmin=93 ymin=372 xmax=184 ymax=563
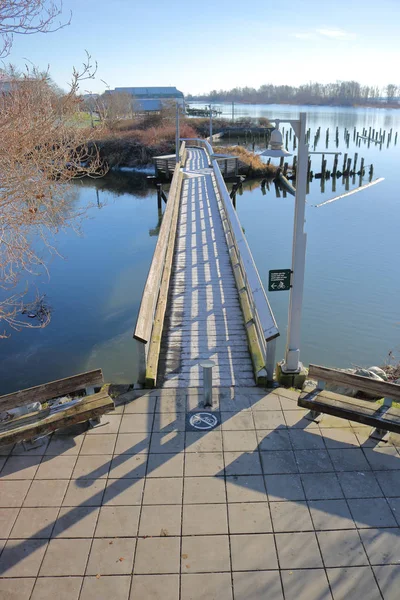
xmin=72 ymin=455 xmax=112 ymax=479
xmin=253 ymin=410 xmax=286 ymax=429
xmin=0 ymin=578 xmax=35 ymax=599
xmin=80 ymin=434 xmax=117 ymax=455
xmin=95 ymin=505 xmax=140 ymax=537
xmin=123 ymin=393 xmax=157 ymax=414
xmin=181 ymin=535 xmax=230 ymax=573
xmin=86 ymin=537 xmax=136 ymax=575
xmin=0 ymin=480 xmax=31 ymax=507
xmin=62 ymin=479 xmax=106 ymax=506
xmin=264 ymin=473 xmax=305 ymax=502
xmin=375 ymin=471 xmax=400 ymax=497
xmin=80 ymin=575 xmax=130 ymax=600
xmin=52 ymin=506 xmax=99 ymax=538
xmin=143 ymin=477 xmax=183 ymax=505
xmin=119 ymin=413 xmax=153 ymax=433
xmin=155 ymin=395 xmax=186 ymax=413
xmin=10 ymin=507 xmax=58 ymax=538
xmin=373 ymin=565 xmax=400 ymax=600
xmin=295 ymin=449 xmax=334 ymax=473
xmin=86 ymin=414 xmax=122 ymax=435
xmin=184 ymin=452 xmax=224 ymax=476
xmin=23 ymin=479 xmax=68 ymax=507
xmin=231 ymin=533 xmax=278 ymax=570
xmin=256 ymin=429 xmax=292 ymax=451
xmin=301 ymin=473 xmax=343 ymax=500
xmin=0 ymin=538 xmax=48 ymax=576
xmin=221 ymin=411 xmax=254 ymax=430
xmin=181 ymin=573 xmax=233 ymax=600
xmin=226 ymin=475 xmax=267 ymax=502
xmin=35 ymin=455 xmax=77 ymax=479
xmin=347 ymin=497 xmax=398 ymax=528
xmin=130 ymin=574 xmax=179 ymax=600
xmin=232 ymin=570 xmax=283 ymax=600
xmin=228 ymin=502 xmax=272 ymax=533
xmin=270 ymin=500 xmax=314 ymax=532
xmin=327 ymin=566 xmax=382 ymax=600
xmin=328 ymin=448 xmax=371 ymax=471
xmin=0 ymin=507 xmax=19 ymax=537
xmin=102 ymin=478 xmax=144 ymax=506
xmin=248 ymin=393 xmax=282 ymax=411
xmin=183 ymin=503 xmax=228 ymax=535
xmin=40 ymin=538 xmax=91 ymax=575
xmin=45 ymin=434 xmax=84 ymax=455
xmin=150 ymin=432 xmax=185 ymax=453
xmin=222 ymin=430 xmax=258 ymax=452
xmin=109 ymin=454 xmax=148 ymax=479
xmin=260 ymin=450 xmax=298 ymax=474
xmin=337 ymin=471 xmax=383 ymax=498
xmin=309 ymin=499 xmax=356 ymax=530
xmin=363 ymin=446 xmax=400 ymax=470
xmin=184 ymin=475 xmax=226 ymax=503
xmin=135 ymin=537 xmax=180 ymax=574
xmin=1 ymin=456 xmax=41 ymax=479
xmin=185 ymin=431 xmax=223 ymax=452
xmin=359 ymin=527 xmax=400 ymax=564
xmin=114 ymin=433 xmax=150 ymax=455
xmin=283 ymin=410 xmax=319 ymax=428
xmin=275 ymin=532 xmax=323 ymax=568
xmin=289 ymin=429 xmax=325 ymax=450
xmin=281 ymin=568 xmax=332 ymax=600
xmin=387 ymin=497 xmax=400 ymax=525
xmin=153 ymin=412 xmax=186 ymax=431
xmin=320 ymin=428 xmax=360 ymax=448
xmin=11 ymin=439 xmax=49 ymax=456
xmin=31 ymin=576 xmax=82 ymax=600
xmin=139 ymin=504 xmax=182 ymax=536
xmin=224 ymin=451 xmax=262 ymax=476
xmin=147 ymin=452 xmax=184 ymax=477
xmin=317 ymin=530 xmax=368 ymax=567
xmin=319 ymin=414 xmax=352 ymax=428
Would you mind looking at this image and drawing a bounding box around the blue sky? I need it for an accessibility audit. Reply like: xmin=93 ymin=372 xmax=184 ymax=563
xmin=6 ymin=0 xmax=400 ymax=94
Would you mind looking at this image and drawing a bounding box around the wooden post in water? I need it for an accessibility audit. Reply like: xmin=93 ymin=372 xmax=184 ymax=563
xmin=157 ymin=183 xmax=162 ymax=210
xmin=353 ymin=153 xmax=358 ymax=172
xmin=332 ymin=154 xmax=338 ymax=177
xmin=285 ymin=131 xmax=289 ymax=148
xmin=283 ymin=162 xmax=288 ymax=176
xmin=395 ymin=132 xmax=398 ymax=145
xmin=293 ymin=137 xmax=297 ymax=151
xmin=292 ymin=155 xmax=297 ymax=172
xmin=369 ymin=164 xmax=374 ymax=181
xmin=279 ymin=157 xmax=284 ymax=168
xmin=346 ymin=157 xmax=352 ymax=175
xmin=368 ymin=127 xmax=372 ymax=140
xmin=342 ymin=153 xmax=348 ymax=173
xmin=359 ymin=157 xmax=364 ymax=175
xmin=332 ymin=175 xmax=336 ymax=193
xmin=353 ymin=126 xmax=356 ymax=141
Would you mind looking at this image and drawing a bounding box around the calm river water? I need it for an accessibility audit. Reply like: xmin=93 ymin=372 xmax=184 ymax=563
xmin=0 ymin=104 xmax=399 ymax=393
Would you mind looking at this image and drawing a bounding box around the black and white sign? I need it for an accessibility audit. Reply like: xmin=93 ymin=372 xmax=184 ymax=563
xmin=186 ymin=412 xmax=220 ymax=431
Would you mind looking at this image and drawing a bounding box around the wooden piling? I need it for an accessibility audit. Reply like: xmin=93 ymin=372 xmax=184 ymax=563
xmin=353 ymin=153 xmax=358 ymax=172
xmin=342 ymin=153 xmax=348 ymax=173
xmin=359 ymin=157 xmax=364 ymax=175
xmin=395 ymin=132 xmax=398 ymax=144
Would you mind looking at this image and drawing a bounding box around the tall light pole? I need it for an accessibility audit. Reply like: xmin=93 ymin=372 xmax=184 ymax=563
xmin=261 ymin=112 xmax=308 ymax=380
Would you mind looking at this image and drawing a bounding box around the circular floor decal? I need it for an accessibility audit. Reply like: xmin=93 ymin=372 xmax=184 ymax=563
xmin=188 ymin=412 xmax=219 ymax=431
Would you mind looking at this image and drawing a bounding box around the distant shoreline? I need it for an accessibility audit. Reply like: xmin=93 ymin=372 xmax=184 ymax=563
xmin=187 ymin=100 xmax=400 ymax=110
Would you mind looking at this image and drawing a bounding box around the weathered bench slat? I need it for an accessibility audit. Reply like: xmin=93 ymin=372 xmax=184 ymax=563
xmin=299 ymin=389 xmax=400 ymax=434
xmin=308 ymin=364 xmax=400 ymax=401
xmin=0 ymin=369 xmax=104 ymax=411
xmin=0 ymin=390 xmax=114 ymax=446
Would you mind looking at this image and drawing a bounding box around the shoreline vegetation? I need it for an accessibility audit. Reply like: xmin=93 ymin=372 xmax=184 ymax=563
xmin=89 ymin=114 xmax=278 ymax=177
xmin=186 ymin=80 xmax=400 ymax=108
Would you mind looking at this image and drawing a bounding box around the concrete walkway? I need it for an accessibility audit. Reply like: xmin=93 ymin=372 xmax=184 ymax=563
xmin=0 ymin=387 xmax=399 ymax=599
xmin=158 ymin=148 xmax=255 ymax=388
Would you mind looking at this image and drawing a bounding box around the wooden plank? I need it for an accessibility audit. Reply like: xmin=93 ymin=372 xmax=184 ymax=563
xmin=299 ymin=389 xmax=400 ymax=433
xmin=0 ymin=391 xmax=114 ymax=446
xmin=308 ymin=364 xmax=400 ymax=401
xmin=0 ymin=370 xmax=104 ymax=411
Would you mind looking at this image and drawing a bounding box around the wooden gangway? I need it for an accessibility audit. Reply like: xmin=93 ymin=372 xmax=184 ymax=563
xmin=134 ymin=139 xmax=279 ymax=388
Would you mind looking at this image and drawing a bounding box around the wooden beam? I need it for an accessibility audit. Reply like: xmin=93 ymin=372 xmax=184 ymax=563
xmin=0 ymin=369 xmax=104 ymax=411
xmin=299 ymin=389 xmax=400 ymax=434
xmin=308 ymin=364 xmax=400 ymax=401
xmin=0 ymin=391 xmax=114 ymax=446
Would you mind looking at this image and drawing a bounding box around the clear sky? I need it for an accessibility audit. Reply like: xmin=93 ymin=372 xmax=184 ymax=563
xmin=6 ymin=0 xmax=400 ymax=95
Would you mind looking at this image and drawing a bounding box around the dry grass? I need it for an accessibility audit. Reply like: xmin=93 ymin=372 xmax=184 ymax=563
xmin=214 ymin=145 xmax=277 ymax=178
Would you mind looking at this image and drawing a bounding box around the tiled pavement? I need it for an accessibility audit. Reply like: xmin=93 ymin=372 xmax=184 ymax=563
xmin=0 ymin=387 xmax=399 ymax=599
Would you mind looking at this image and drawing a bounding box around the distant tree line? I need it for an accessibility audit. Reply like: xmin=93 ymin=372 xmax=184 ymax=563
xmin=186 ymin=81 xmax=400 ymax=106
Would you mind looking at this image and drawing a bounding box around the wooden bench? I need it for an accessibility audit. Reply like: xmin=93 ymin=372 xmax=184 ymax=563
xmin=298 ymin=364 xmax=400 ymax=435
xmin=0 ymin=369 xmax=114 ymax=447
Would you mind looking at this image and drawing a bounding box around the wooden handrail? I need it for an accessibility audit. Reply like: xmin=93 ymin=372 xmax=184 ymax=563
xmin=309 ymin=364 xmax=400 ymax=400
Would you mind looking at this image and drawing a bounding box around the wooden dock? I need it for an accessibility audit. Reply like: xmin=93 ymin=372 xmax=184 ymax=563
xmin=135 ymin=139 xmax=279 ymax=389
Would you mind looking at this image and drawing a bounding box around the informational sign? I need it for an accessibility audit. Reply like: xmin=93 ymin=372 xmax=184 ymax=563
xmin=268 ymin=269 xmax=292 ymax=291
xmin=187 ymin=412 xmax=220 ymax=431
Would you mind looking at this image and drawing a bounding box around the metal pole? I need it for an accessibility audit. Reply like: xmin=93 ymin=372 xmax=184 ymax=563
xmin=175 ymin=102 xmax=180 ymax=163
xmin=284 ymin=112 xmax=308 ymax=372
xmin=209 ymin=104 xmax=213 ymax=140
xmin=201 ymin=359 xmax=214 ymax=407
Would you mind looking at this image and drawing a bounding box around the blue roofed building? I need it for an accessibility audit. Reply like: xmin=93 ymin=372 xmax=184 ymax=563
xmin=105 ymin=86 xmax=184 ymax=113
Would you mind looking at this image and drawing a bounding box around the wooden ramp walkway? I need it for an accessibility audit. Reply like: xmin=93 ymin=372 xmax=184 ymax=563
xmin=134 ymin=140 xmax=279 ymax=389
